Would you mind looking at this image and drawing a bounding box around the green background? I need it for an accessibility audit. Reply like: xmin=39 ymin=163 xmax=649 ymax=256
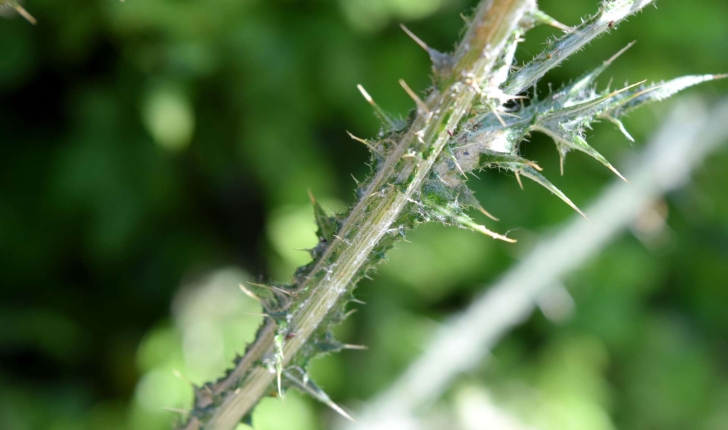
xmin=1 ymin=0 xmax=727 ymax=429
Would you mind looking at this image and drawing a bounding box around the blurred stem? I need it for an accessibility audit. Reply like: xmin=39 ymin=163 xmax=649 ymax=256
xmin=183 ymin=1 xmax=535 ymax=429
xmin=341 ymin=97 xmax=728 ymax=430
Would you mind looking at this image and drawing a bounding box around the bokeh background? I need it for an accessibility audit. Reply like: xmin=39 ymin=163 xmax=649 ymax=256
xmin=2 ymin=0 xmax=728 ymax=429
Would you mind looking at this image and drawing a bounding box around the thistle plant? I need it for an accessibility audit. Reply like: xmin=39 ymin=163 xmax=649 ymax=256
xmin=177 ymin=1 xmax=724 ymax=429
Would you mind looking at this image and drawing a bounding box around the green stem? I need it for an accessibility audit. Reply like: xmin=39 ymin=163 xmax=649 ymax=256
xmin=181 ymin=1 xmax=535 ymax=429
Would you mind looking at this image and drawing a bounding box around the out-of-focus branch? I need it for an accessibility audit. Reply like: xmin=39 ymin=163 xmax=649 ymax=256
xmin=341 ymin=97 xmax=728 ymax=430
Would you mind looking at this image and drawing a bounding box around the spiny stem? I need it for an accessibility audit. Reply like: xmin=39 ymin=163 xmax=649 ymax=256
xmin=180 ymin=1 xmax=534 ymax=429
xmin=178 ymin=1 xmax=722 ymax=428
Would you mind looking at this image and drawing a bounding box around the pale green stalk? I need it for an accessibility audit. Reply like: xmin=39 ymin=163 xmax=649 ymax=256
xmin=177 ymin=0 xmax=724 ymax=428
xmin=180 ymin=1 xmax=535 ymax=428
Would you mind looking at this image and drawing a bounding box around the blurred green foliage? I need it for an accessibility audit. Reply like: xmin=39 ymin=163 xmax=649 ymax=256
xmin=1 ymin=0 xmax=727 ymax=429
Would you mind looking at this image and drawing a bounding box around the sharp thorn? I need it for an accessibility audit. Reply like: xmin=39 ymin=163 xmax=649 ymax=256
xmin=163 ymin=407 xmax=191 ymax=414
xmin=603 ymin=114 xmax=635 ymax=142
xmin=399 ymin=79 xmax=429 ymax=115
xmin=271 ymin=285 xmax=294 ymax=296
xmin=530 ymin=9 xmax=571 ymax=32
xmin=551 ymin=80 xmax=646 ymax=120
xmin=524 ymin=160 xmax=543 ymax=171
xmin=628 ymin=83 xmax=663 ymax=101
xmin=242 ymin=312 xmax=274 ymax=322
xmin=342 ymin=344 xmax=369 ymax=350
xmin=357 ymin=84 xmax=399 ymax=129
xmin=605 ymin=40 xmax=636 ymax=66
xmin=449 ymin=150 xmax=468 ymax=178
xmin=515 ymin=171 xmax=524 ymax=190
xmin=327 ymin=401 xmax=356 ymax=422
xmin=14 ymin=5 xmax=37 ymax=25
xmin=399 ymin=24 xmax=452 ymax=74
xmin=606 ymin=163 xmax=630 ymax=183
xmin=492 ymin=107 xmax=507 ymax=127
xmin=475 ymin=224 xmax=517 ymax=243
xmin=400 ymin=24 xmax=429 ymax=52
xmin=477 ymin=206 xmax=500 ymax=222
xmin=239 ymin=283 xmax=261 ymax=302
xmin=562 ymin=197 xmax=589 ymax=221
xmin=498 ymin=110 xmax=522 ymax=119
xmin=247 ymin=281 xmax=268 ymax=287
xmin=564 ymin=197 xmax=589 ymax=220
xmin=247 ymin=281 xmax=293 ymax=296
xmin=346 ymin=130 xmax=370 ymax=146
xmin=283 ymin=372 xmax=357 ymax=422
xmin=609 ymin=79 xmax=647 ymax=98
xmin=357 ymin=84 xmax=374 ymax=105
xmin=347 ymin=130 xmax=381 ymax=154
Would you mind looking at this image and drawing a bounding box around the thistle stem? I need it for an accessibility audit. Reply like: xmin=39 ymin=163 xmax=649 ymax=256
xmin=180 ymin=1 xmax=535 ymax=428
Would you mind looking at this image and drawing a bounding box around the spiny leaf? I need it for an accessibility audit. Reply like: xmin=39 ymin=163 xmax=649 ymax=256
xmin=475 ymin=152 xmax=587 ymax=218
xmin=515 ymin=165 xmax=588 ymax=219
xmin=540 ymin=80 xmax=646 ymax=123
xmin=503 ymin=0 xmax=657 ymax=95
xmin=419 ymin=196 xmax=516 ymax=243
xmin=176 ymin=0 xmax=726 ymax=427
xmin=550 ymin=41 xmax=636 ymax=106
xmin=459 ymin=185 xmax=500 ymax=221
xmin=283 ymin=371 xmax=355 ymax=422
xmin=603 ymin=113 xmax=635 ymax=142
xmin=533 ymin=123 xmax=628 ymax=182
xmin=478 ymin=150 xmax=543 ymax=171
xmin=609 ymin=74 xmax=728 ymax=117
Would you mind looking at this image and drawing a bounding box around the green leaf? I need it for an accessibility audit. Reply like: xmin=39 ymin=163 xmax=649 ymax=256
xmin=533 ymin=123 xmax=627 ymax=182
xmin=516 ymin=165 xmax=588 ymax=219
xmin=549 ymin=41 xmax=636 ymax=107
xmin=418 ymin=192 xmax=515 ymax=243
xmin=609 ymin=74 xmax=728 ymax=117
xmin=502 ymin=0 xmax=657 ymax=95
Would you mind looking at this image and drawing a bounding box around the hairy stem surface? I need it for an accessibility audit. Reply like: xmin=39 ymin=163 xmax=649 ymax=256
xmin=181 ymin=1 xmax=535 ymax=429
